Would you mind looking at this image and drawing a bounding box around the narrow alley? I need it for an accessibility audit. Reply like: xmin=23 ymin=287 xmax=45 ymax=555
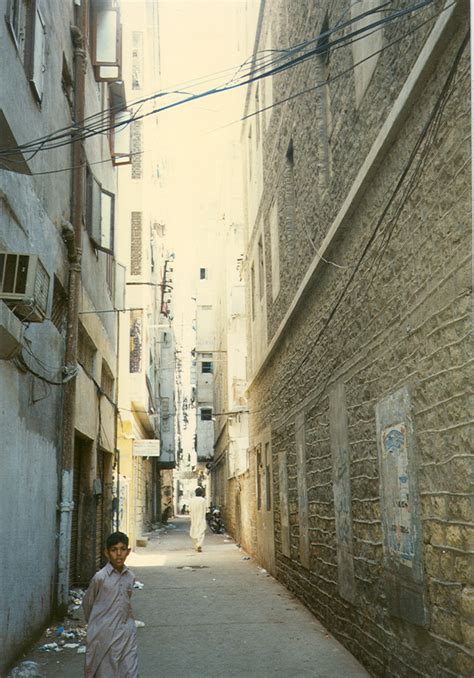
xmin=17 ymin=520 xmax=368 ymax=678
xmin=1 ymin=0 xmax=471 ymax=675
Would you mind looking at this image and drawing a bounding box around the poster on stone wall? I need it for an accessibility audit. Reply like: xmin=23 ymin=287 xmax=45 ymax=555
xmin=376 ymin=386 xmax=427 ymax=626
xmin=380 ymin=421 xmax=414 ymax=568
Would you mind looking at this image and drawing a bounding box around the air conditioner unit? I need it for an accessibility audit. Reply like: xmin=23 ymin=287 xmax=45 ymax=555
xmin=0 ymin=252 xmax=50 ymax=322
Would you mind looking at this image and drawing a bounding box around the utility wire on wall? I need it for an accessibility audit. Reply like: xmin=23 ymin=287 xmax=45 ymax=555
xmin=248 ymin=31 xmax=470 ymax=420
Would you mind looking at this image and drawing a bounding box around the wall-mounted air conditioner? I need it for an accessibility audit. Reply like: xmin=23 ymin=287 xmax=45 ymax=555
xmin=0 ymin=252 xmax=50 ymax=322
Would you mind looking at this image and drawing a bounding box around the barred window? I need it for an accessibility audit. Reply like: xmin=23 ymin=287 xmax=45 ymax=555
xmin=101 ymin=360 xmax=114 ymax=401
xmin=51 ymin=276 xmax=67 ymax=334
xmin=78 ymin=325 xmax=96 ymax=375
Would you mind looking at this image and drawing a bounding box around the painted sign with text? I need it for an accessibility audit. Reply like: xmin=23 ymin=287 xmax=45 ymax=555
xmin=381 ymin=422 xmax=414 ymax=567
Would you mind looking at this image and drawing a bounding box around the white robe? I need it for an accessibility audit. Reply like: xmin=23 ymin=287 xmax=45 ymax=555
xmin=189 ymin=496 xmax=207 ymax=548
xmin=82 ymin=562 xmax=138 ymax=677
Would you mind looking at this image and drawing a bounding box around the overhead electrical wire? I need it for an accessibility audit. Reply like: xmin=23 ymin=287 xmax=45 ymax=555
xmin=0 ymin=0 xmax=437 ymax=163
xmin=4 ymin=0 xmax=448 ymax=179
xmin=248 ymin=31 xmax=469 ymax=420
xmin=1 ymin=0 xmax=392 ymax=161
xmin=29 ymin=18 xmax=449 ymax=174
xmin=240 ymin=0 xmax=455 ymax=124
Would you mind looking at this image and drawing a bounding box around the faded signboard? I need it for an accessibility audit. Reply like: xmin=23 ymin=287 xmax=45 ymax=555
xmin=133 ymin=439 xmax=160 ymax=456
xmin=381 ymin=422 xmax=414 ymax=567
xmin=376 ymin=386 xmax=427 ymax=625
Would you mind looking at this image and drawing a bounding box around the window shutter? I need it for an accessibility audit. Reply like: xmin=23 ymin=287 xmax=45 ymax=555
xmin=28 ymin=3 xmax=46 ymax=101
xmin=112 ymin=109 xmax=132 ymax=165
xmin=100 ymin=190 xmax=114 ymax=253
xmin=91 ymin=175 xmax=102 ymax=246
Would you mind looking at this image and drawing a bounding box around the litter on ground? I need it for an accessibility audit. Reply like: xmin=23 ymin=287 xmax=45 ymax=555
xmin=8 ymin=661 xmax=43 ymax=678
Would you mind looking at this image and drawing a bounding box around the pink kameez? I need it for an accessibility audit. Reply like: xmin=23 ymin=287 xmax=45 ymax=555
xmin=82 ymin=562 xmax=138 ymax=677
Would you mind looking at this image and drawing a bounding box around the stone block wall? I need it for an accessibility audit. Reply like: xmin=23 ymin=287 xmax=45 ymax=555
xmin=245 ymin=1 xmax=471 ymax=674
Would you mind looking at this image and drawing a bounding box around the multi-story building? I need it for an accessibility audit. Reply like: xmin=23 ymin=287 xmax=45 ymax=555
xmin=211 ymin=220 xmax=253 ymax=553
xmin=115 ymin=0 xmax=169 ymax=547
xmin=195 ymin=233 xmax=221 ymax=467
xmin=243 ymin=1 xmax=471 ymax=675
xmin=0 ymin=0 xmax=125 ymax=670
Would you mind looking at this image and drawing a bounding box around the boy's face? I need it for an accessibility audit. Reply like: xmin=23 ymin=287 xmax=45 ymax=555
xmin=105 ymin=542 xmax=131 ymax=571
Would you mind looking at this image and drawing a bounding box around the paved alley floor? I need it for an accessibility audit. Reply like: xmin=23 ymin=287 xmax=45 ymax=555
xmin=14 ymin=518 xmax=368 ymax=678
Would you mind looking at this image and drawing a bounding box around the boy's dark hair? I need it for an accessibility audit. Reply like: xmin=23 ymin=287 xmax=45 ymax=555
xmin=195 ymin=487 xmax=204 ymax=497
xmin=106 ymin=531 xmax=129 ymax=549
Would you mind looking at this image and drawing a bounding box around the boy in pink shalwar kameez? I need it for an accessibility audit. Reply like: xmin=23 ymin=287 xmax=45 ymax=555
xmin=82 ymin=531 xmax=139 ymax=677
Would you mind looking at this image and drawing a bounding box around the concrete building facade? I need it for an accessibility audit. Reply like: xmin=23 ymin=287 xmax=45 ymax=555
xmin=243 ymin=0 xmax=472 ymax=675
xmin=0 ymin=0 xmax=125 ymax=670
xmin=211 ymin=221 xmax=254 ymax=555
xmin=116 ymin=0 xmax=167 ymax=548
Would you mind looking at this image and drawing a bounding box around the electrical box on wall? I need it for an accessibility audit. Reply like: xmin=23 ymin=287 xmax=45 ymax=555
xmin=0 ymin=252 xmax=50 ymax=322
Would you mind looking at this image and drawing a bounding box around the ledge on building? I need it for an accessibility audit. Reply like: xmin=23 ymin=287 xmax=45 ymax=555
xmin=0 ymin=110 xmax=32 ymax=175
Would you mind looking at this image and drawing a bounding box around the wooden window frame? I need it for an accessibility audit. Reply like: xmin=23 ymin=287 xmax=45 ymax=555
xmin=5 ymin=0 xmax=46 ymax=103
xmin=91 ymin=5 xmax=122 ymax=82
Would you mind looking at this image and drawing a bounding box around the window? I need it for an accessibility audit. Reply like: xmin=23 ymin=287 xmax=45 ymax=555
xmin=161 ymin=397 xmax=170 ymax=432
xmin=100 ymin=190 xmax=114 ymax=252
xmin=85 ymin=166 xmax=115 ymax=254
xmin=61 ymin=54 xmax=74 ymax=112
xmin=201 ymin=361 xmax=212 ymax=374
xmin=6 ymin=0 xmax=29 ymax=58
xmin=101 ymin=361 xmax=114 ymax=401
xmin=105 ymin=252 xmax=114 ymax=299
xmin=111 ymin=109 xmax=132 ymax=166
xmin=91 ymin=5 xmax=122 ymax=82
xmin=6 ymin=0 xmax=46 ymax=102
xmin=78 ymin=324 xmax=96 ymax=376
xmin=51 ymin=276 xmax=67 ymax=333
xmin=27 ymin=3 xmax=46 ymax=101
xmin=200 ymin=408 xmax=212 ymax=421
xmin=285 ymin=140 xmax=296 ymax=235
xmin=199 ymin=267 xmax=207 ymax=280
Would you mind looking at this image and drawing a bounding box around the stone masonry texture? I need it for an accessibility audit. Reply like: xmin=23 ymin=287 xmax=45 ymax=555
xmin=245 ymin=1 xmax=472 ymax=676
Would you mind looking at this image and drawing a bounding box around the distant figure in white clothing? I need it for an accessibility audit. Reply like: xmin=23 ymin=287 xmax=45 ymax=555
xmin=189 ymin=486 xmax=207 ymax=552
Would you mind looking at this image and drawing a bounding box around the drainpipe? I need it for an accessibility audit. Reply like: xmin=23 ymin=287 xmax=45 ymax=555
xmin=57 ymin=8 xmax=87 ymax=614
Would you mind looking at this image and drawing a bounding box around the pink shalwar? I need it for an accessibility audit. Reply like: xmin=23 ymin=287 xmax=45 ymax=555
xmin=82 ymin=562 xmax=138 ymax=677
